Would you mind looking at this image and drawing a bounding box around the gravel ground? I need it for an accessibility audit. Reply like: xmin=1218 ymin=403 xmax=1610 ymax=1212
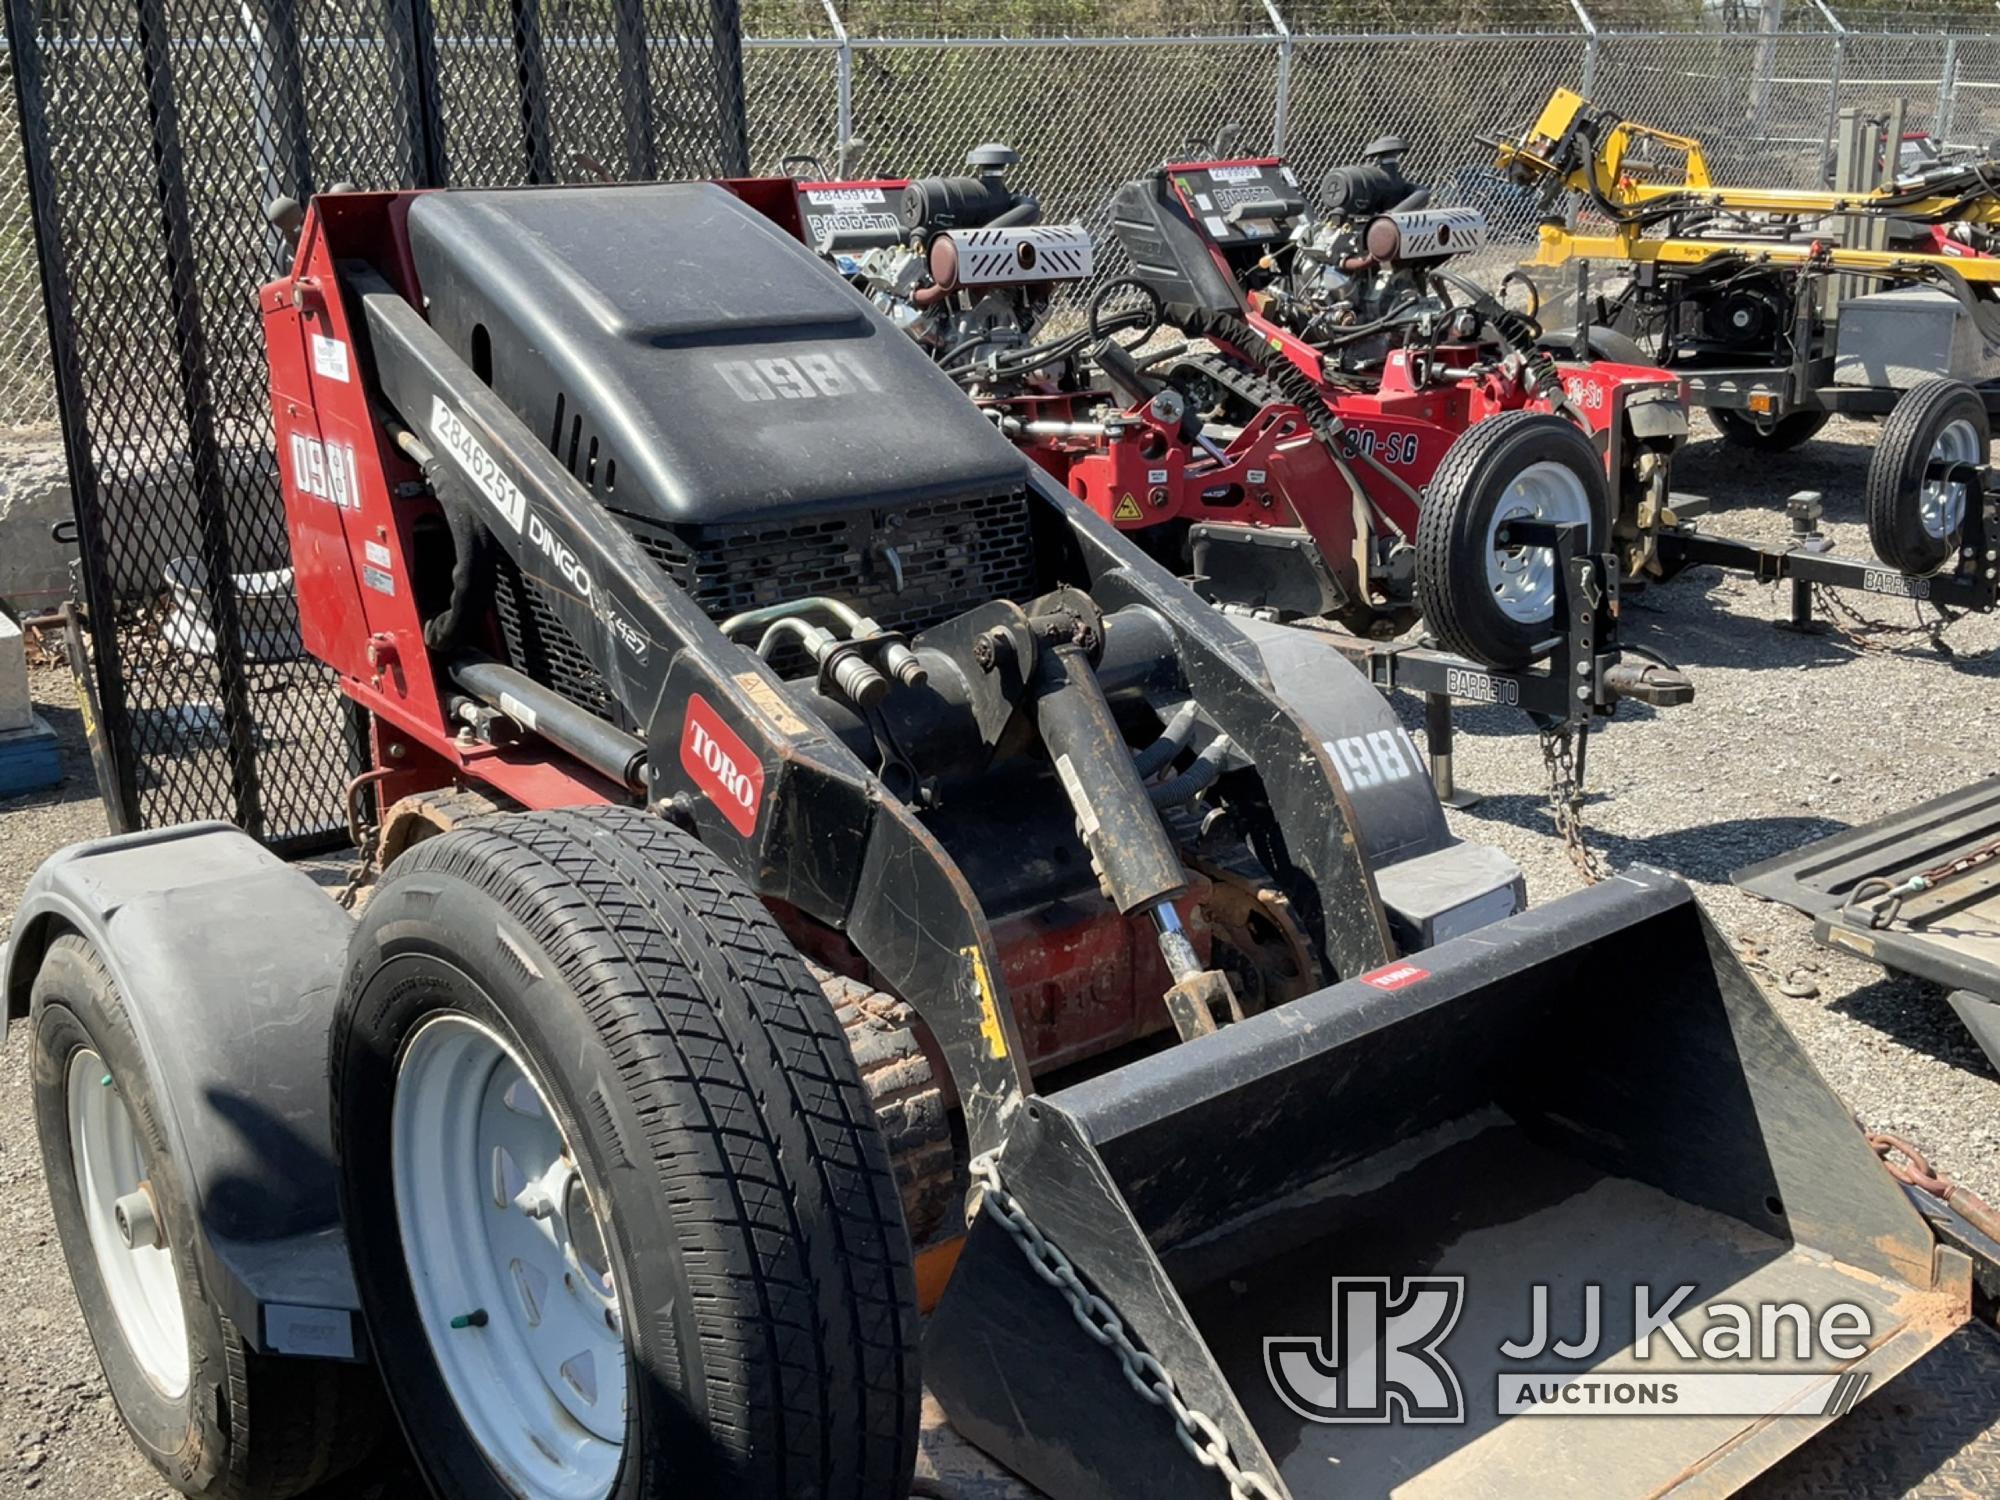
xmin=1 ymin=412 xmax=1998 ymax=1495
xmin=1427 ymin=413 xmax=2000 ymax=1206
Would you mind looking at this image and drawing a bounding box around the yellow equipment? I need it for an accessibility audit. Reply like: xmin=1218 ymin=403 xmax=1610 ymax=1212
xmin=1497 ymin=87 xmax=2000 ymax=286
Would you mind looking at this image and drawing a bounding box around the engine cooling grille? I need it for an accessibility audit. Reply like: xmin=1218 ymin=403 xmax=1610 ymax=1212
xmin=631 ymin=493 xmax=1039 ymax=632
xmin=492 ymin=491 xmax=1040 ymax=721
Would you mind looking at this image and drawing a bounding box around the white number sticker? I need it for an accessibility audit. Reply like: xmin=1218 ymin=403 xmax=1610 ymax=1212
xmin=716 ymin=350 xmax=885 ymax=403
xmin=1325 ymin=729 xmax=1424 ymax=793
xmin=287 ymin=430 xmax=360 ymax=511
xmin=429 ymin=396 xmax=526 ymax=532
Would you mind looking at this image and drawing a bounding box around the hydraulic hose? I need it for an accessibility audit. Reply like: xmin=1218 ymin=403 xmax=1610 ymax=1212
xmin=1132 ymin=700 xmax=1201 ymax=779
xmin=1301 ymin=294 xmax=1422 ymax=349
xmin=1430 ymin=268 xmax=1565 ymax=409
xmin=1148 ymin=733 xmax=1235 ymax=807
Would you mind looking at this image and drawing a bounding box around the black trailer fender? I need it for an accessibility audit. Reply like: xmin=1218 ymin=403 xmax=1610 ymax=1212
xmin=3 ymin=822 xmax=363 ymax=1363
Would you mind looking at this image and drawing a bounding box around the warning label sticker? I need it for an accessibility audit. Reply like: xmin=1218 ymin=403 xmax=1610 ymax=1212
xmin=1113 ymin=494 xmax=1144 ymax=521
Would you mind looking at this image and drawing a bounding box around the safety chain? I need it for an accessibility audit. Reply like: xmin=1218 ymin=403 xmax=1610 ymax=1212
xmin=1841 ymin=835 xmax=2000 ymax=929
xmin=1869 ymin=1131 xmax=2000 ymax=1243
xmin=334 ymin=844 xmax=377 ymax=911
xmin=1540 ymin=723 xmax=1607 ymax=885
xmin=968 ymin=1154 xmax=1283 ymax=1500
xmin=1809 ymin=584 xmax=1967 ymax=658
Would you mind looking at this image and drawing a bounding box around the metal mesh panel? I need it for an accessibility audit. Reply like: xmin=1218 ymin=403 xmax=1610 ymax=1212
xmin=491 ymin=492 xmax=1041 ymax=712
xmin=5 ymin=0 xmax=746 ymax=847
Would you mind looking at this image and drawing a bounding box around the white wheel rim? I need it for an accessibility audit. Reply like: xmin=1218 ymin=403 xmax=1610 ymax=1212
xmin=67 ymin=1049 xmax=190 ymax=1398
xmin=1483 ymin=461 xmax=1594 ymax=624
xmin=393 ymin=1015 xmax=627 ymax=1500
xmin=1922 ymin=417 xmax=1982 ymax=541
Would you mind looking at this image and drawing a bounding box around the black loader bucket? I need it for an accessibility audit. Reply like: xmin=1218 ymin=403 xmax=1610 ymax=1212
xmin=926 ymin=868 xmax=1972 ymax=1499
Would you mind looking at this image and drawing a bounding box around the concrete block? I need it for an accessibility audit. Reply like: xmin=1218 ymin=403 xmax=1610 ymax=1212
xmin=0 ymin=439 xmax=73 ymax=610
xmin=0 ymin=611 xmax=30 ymax=733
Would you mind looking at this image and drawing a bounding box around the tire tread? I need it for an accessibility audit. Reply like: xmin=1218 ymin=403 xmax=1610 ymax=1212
xmin=1866 ymin=378 xmax=1987 ymax=575
xmin=340 ymin=807 xmax=917 ymax=1497
xmin=1415 ymin=409 xmax=1606 ymax=668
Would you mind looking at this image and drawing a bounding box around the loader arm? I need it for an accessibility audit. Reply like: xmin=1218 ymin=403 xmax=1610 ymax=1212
xmin=356 ymin=273 xmax=1036 ymax=1154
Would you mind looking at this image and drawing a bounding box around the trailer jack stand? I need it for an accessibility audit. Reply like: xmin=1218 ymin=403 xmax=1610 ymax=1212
xmin=1325 ymin=522 xmax=1692 ymax=811
xmin=1773 ymin=491 xmax=1832 ymax=636
xmin=1425 ymin=690 xmax=1482 ymax=809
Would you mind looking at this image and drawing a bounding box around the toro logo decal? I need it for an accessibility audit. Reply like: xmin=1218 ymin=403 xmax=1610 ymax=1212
xmin=681 ymin=694 xmax=763 ymax=837
xmin=1360 ymin=962 xmax=1429 ymax=993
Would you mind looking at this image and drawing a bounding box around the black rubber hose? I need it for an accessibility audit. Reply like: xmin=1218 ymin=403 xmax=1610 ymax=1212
xmin=1132 ymin=700 xmax=1200 ymax=779
xmin=1148 ymin=733 xmax=1233 ymax=806
xmin=1193 ymin=312 xmax=1344 ymax=448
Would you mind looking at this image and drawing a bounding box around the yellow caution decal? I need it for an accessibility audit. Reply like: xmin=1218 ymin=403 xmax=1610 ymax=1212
xmin=961 ymin=945 xmax=1009 ymax=1060
xmin=1113 ymin=493 xmax=1144 ymax=522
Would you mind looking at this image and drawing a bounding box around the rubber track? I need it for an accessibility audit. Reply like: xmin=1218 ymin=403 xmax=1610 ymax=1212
xmin=820 ymin=969 xmax=958 ymax=1249
xmin=364 ymin=808 xmax=918 ymax=1497
xmin=1195 ymin=312 xmax=1347 ymax=451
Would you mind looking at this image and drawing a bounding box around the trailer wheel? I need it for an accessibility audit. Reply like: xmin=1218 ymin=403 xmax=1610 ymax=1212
xmin=1416 ymin=410 xmax=1608 ymax=669
xmin=333 ymin=807 xmax=919 ymax=1500
xmin=1867 ymin=379 xmax=1989 ymax=574
xmin=1710 ymin=407 xmax=1830 ymax=452
xmin=30 ymin=934 xmax=380 ymax=1498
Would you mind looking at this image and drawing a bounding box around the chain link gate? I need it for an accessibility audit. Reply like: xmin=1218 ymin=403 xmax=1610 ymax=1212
xmin=4 ymin=0 xmax=747 ymax=850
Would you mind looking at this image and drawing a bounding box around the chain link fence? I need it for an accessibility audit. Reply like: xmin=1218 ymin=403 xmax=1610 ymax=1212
xmin=731 ymin=4 xmax=2000 ymax=315
xmin=4 ymin=6 xmax=1993 ymax=435
xmin=5 ymin=4 xmax=1996 ymax=441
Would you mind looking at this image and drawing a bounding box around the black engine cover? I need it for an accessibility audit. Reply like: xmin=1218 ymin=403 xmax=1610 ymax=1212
xmin=406 ymin=182 xmax=1026 ymax=525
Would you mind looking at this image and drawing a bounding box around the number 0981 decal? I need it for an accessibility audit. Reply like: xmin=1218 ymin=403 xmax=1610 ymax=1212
xmin=1325 ymin=729 xmax=1426 ymax=792
xmin=716 ymin=350 xmax=884 ymax=403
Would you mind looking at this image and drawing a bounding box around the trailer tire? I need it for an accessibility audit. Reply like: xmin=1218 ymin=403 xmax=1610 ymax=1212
xmin=1867 ymin=378 xmax=1989 ymax=575
xmin=333 ymin=806 xmax=919 ymax=1500
xmin=1416 ymin=410 xmax=1608 ymax=669
xmin=30 ymin=934 xmax=380 ymax=1499
xmin=1710 ymin=406 xmax=1829 ymax=452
